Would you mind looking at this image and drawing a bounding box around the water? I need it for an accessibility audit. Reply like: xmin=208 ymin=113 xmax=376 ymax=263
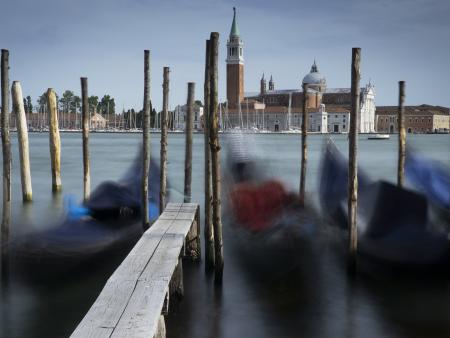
xmin=0 ymin=133 xmax=449 ymax=337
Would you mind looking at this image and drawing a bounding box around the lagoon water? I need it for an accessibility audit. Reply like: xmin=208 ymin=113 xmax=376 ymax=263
xmin=0 ymin=132 xmax=449 ymax=338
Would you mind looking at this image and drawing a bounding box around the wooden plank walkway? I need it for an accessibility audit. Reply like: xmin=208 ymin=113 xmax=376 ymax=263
xmin=71 ymin=203 xmax=200 ymax=338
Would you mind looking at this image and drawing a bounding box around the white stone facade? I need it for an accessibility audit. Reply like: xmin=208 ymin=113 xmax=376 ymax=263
xmin=359 ymin=82 xmax=376 ymax=133
xmin=309 ymin=104 xmax=328 ymax=133
xmin=173 ymin=104 xmax=204 ymax=130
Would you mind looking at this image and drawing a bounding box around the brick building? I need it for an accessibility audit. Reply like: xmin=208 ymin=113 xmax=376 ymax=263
xmin=376 ymin=105 xmax=450 ymax=133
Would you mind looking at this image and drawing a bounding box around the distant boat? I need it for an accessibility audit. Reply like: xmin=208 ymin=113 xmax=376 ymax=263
xmin=368 ymin=134 xmax=390 ymax=140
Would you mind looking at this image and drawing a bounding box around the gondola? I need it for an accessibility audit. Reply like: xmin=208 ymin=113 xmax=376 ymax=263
xmin=9 ymin=149 xmax=163 ymax=280
xmin=319 ymin=140 xmax=450 ymax=275
xmin=405 ymin=149 xmax=450 ymax=223
xmin=223 ymin=133 xmax=317 ymax=277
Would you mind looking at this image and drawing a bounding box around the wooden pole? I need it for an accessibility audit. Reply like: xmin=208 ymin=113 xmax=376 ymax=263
xmin=299 ymin=83 xmax=308 ymax=207
xmin=204 ymin=39 xmax=215 ymax=270
xmin=1 ymin=49 xmax=11 ymax=268
xmin=397 ymin=81 xmax=406 ymax=188
xmin=160 ymin=67 xmax=169 ymax=214
xmin=184 ymin=82 xmax=194 ymax=203
xmin=209 ymin=32 xmax=224 ymax=283
xmin=47 ymin=88 xmax=62 ymax=192
xmin=142 ymin=50 xmax=151 ymax=229
xmin=348 ymin=47 xmax=361 ymax=272
xmin=81 ymin=77 xmax=90 ymax=201
xmin=12 ymin=81 xmax=32 ymax=202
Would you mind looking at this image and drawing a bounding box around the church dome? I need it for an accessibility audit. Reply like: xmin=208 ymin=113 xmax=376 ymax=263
xmin=302 ymin=61 xmax=326 ymax=85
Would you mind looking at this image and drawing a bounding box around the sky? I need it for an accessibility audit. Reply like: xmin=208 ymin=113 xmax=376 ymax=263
xmin=1 ymin=0 xmax=449 ymax=112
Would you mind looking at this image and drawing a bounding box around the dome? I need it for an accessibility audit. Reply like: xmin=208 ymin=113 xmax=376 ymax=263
xmin=302 ymin=61 xmax=326 ymax=85
xmin=302 ymin=72 xmax=325 ymax=85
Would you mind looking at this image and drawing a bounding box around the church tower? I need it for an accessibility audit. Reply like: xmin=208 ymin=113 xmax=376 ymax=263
xmin=260 ymin=73 xmax=266 ymax=96
xmin=269 ymin=75 xmax=274 ymax=91
xmin=226 ymin=7 xmax=244 ymax=109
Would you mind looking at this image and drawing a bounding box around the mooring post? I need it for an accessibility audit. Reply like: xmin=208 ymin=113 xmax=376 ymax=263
xmin=397 ymin=81 xmax=406 ymax=188
xmin=47 ymin=88 xmax=62 ymax=192
xmin=12 ymin=81 xmax=32 ymax=202
xmin=1 ymin=49 xmax=11 ymax=270
xmin=299 ymin=83 xmax=308 ymax=207
xmin=209 ymin=32 xmax=224 ymax=283
xmin=184 ymin=82 xmax=194 ymax=203
xmin=81 ymin=77 xmax=90 ymax=201
xmin=348 ymin=47 xmax=361 ymax=273
xmin=160 ymin=67 xmax=169 ymax=214
xmin=204 ymin=39 xmax=215 ymax=271
xmin=142 ymin=50 xmax=151 ymax=229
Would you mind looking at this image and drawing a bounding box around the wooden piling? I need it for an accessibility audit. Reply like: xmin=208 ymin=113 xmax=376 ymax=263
xmin=142 ymin=50 xmax=151 ymax=229
xmin=397 ymin=81 xmax=406 ymax=188
xmin=81 ymin=78 xmax=90 ymax=201
xmin=184 ymin=82 xmax=194 ymax=203
xmin=204 ymin=39 xmax=215 ymax=270
xmin=1 ymin=49 xmax=11 ymax=266
xmin=209 ymin=32 xmax=224 ymax=283
xmin=348 ymin=47 xmax=361 ymax=272
xmin=160 ymin=67 xmax=169 ymax=214
xmin=299 ymin=83 xmax=308 ymax=207
xmin=12 ymin=81 xmax=32 ymax=202
xmin=47 ymin=88 xmax=62 ymax=192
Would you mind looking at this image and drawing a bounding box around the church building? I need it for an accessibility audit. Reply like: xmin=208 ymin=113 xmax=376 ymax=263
xmin=224 ymin=8 xmax=377 ymax=133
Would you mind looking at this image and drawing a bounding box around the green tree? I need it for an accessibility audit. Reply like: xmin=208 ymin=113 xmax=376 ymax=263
xmin=37 ymin=93 xmax=47 ymax=113
xmin=88 ymin=96 xmax=99 ymax=114
xmin=195 ymin=100 xmax=203 ymax=107
xmin=71 ymin=95 xmax=81 ymax=113
xmin=26 ymin=96 xmax=33 ymax=113
xmin=98 ymin=95 xmax=115 ymax=116
xmin=59 ymin=90 xmax=75 ymax=113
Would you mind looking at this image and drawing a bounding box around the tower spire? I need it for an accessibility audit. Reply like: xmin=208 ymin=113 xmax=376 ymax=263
xmin=311 ymin=59 xmax=319 ymax=73
xmin=230 ymin=7 xmax=240 ymax=37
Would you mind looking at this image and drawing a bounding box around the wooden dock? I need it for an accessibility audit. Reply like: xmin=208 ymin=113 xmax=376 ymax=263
xmin=71 ymin=202 xmax=200 ymax=338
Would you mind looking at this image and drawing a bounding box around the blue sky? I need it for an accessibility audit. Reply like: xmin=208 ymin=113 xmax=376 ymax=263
xmin=1 ymin=0 xmax=449 ymax=112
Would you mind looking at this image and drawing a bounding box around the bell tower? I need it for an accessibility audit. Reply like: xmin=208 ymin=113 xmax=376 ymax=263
xmin=226 ymin=7 xmax=244 ymax=109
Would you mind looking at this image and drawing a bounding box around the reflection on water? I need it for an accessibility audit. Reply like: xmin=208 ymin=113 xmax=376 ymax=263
xmin=1 ymin=133 xmax=450 ymax=338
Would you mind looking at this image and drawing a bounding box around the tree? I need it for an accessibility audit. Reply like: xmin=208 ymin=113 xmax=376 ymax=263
xmin=88 ymin=96 xmax=99 ymax=114
xmin=72 ymin=95 xmax=81 ymax=113
xmin=98 ymin=95 xmax=115 ymax=116
xmin=26 ymin=96 xmax=33 ymax=113
xmin=195 ymin=100 xmax=203 ymax=107
xmin=59 ymin=90 xmax=75 ymax=113
xmin=37 ymin=92 xmax=47 ymax=113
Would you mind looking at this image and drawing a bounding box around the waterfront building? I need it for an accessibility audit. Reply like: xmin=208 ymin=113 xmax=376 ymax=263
xmin=91 ymin=113 xmax=107 ymax=130
xmin=376 ymin=105 xmax=450 ymax=133
xmin=173 ymin=103 xmax=204 ymax=130
xmin=224 ymin=8 xmax=376 ymax=133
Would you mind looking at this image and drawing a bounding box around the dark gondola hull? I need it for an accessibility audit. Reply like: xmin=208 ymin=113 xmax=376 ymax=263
xmin=9 ymin=150 xmax=162 ymax=281
xmin=319 ymin=141 xmax=450 ymax=276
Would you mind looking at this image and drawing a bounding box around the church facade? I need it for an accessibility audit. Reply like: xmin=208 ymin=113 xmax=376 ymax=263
xmin=224 ymin=8 xmax=377 ymax=133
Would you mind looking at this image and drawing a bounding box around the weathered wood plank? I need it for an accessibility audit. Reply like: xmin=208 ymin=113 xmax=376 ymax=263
xmin=110 ymin=280 xmax=168 ymax=338
xmin=71 ymin=203 xmax=199 ymax=338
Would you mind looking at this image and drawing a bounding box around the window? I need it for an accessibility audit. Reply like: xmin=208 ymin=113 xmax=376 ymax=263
xmin=240 ymin=48 xmax=242 ymax=56
xmin=343 ymin=118 xmax=346 ymax=123
xmin=343 ymin=114 xmax=345 ymax=118
xmin=335 ymin=115 xmax=338 ymax=118
xmin=343 ymin=125 xmax=346 ymax=129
